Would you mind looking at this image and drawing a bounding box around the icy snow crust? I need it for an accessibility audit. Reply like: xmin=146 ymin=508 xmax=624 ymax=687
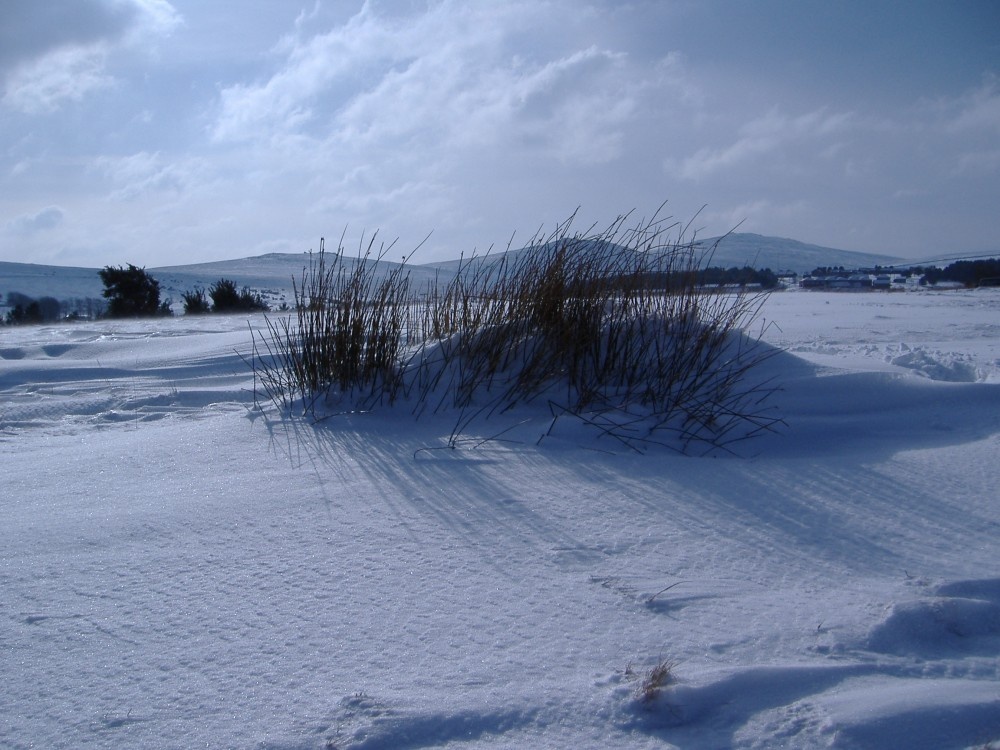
xmin=2 ymin=289 xmax=999 ymax=749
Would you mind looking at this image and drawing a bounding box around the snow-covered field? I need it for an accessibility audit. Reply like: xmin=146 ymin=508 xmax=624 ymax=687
xmin=2 ymin=288 xmax=999 ymax=749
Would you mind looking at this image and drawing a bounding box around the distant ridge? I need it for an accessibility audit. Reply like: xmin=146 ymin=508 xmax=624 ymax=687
xmin=150 ymin=252 xmax=444 ymax=306
xmin=0 ymin=233 xmax=905 ymax=303
xmin=417 ymin=233 xmax=903 ymax=277
xmin=697 ymin=233 xmax=902 ymax=274
xmin=0 ymin=261 xmax=105 ymax=301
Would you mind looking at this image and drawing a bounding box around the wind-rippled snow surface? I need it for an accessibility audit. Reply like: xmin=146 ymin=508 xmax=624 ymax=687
xmin=2 ymin=289 xmax=999 ymax=749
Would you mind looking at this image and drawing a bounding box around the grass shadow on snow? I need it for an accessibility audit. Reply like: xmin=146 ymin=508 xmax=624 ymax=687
xmin=261 ymin=411 xmax=599 ymax=576
xmin=259 ymin=353 xmax=1000 ymax=581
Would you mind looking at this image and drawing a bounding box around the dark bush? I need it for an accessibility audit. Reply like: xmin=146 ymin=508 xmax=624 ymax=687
xmin=37 ymin=296 xmax=61 ymax=321
xmin=6 ymin=301 xmax=42 ymax=325
xmin=3 ymin=294 xmax=62 ymax=324
xmin=99 ymin=264 xmax=164 ymax=318
xmin=923 ymin=259 xmax=1000 ymax=287
xmin=182 ymin=288 xmax=210 ymax=315
xmin=209 ymin=278 xmax=269 ymax=313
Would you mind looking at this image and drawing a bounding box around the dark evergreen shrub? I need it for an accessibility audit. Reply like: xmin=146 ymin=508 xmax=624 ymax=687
xmin=209 ymin=278 xmax=269 ymax=312
xmin=99 ymin=264 xmax=163 ymax=318
xmin=182 ymin=288 xmax=210 ymax=314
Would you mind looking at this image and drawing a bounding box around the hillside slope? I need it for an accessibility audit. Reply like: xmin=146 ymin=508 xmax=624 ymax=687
xmin=1 ymin=234 xmax=903 ymax=307
xmin=700 ymin=233 xmax=901 ymax=273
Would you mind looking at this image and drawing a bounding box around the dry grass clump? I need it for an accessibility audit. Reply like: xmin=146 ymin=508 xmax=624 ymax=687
xmin=250 ymin=209 xmax=782 ymax=452
xmin=624 ymin=658 xmax=676 ymax=704
xmin=252 ymin=233 xmax=415 ymax=412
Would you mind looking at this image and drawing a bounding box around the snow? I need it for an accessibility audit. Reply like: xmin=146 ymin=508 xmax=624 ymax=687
xmin=2 ymin=287 xmax=999 ymax=749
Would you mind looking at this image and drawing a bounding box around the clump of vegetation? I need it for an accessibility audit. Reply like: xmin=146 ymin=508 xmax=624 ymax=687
xmin=180 ymin=280 xmax=269 ymax=314
xmin=921 ymin=258 xmax=1000 ymax=287
xmin=252 ymin=234 xmax=412 ymax=407
xmin=4 ymin=293 xmax=59 ymax=325
xmin=2 ymin=292 xmax=106 ymax=325
xmin=696 ymin=266 xmax=779 ymax=289
xmin=208 ymin=279 xmax=269 ymax=313
xmin=4 ymin=302 xmax=42 ymax=325
xmin=250 ymin=210 xmax=782 ymax=452
xmin=624 ymin=658 xmax=676 ymax=705
xmin=182 ymin=287 xmax=210 ymax=315
xmin=99 ymin=264 xmax=169 ymax=318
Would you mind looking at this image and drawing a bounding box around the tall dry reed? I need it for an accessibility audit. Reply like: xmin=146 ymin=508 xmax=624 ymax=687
xmin=250 ymin=210 xmax=782 ymax=451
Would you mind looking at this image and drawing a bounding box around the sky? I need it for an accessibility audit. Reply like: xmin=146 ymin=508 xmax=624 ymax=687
xmin=1 ymin=0 xmax=998 ymax=269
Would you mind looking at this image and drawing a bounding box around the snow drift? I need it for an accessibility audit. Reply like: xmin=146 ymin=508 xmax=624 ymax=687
xmin=2 ymin=287 xmax=999 ymax=749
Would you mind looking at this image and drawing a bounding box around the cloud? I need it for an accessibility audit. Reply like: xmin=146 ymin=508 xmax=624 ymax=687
xmin=679 ymin=107 xmax=854 ymax=180
xmin=943 ymin=74 xmax=1000 ymax=134
xmin=0 ymin=0 xmax=133 ymax=72
xmin=211 ymin=1 xmax=642 ymax=165
xmin=1 ymin=0 xmax=180 ymax=114
xmin=5 ymin=205 xmax=65 ymax=235
xmin=94 ymin=150 xmax=192 ymax=199
xmin=3 ymin=45 xmax=115 ymax=114
xmin=703 ymin=198 xmax=810 ymax=233
xmin=211 ymin=2 xmax=393 ymax=142
xmin=330 ymin=42 xmax=634 ymax=164
xmin=198 ymin=0 xmax=690 ymax=256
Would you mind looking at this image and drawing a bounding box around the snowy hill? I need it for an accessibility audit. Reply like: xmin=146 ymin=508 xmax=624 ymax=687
xmin=0 ymin=252 xmax=449 ymax=313
xmin=699 ymin=232 xmax=901 ymax=273
xmin=415 ymin=233 xmax=903 ymax=278
xmin=0 ymin=260 xmax=106 ymax=303
xmin=1 ymin=234 xmax=902 ymax=307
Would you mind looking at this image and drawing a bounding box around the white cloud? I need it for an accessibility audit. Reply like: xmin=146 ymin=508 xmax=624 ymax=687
xmin=200 ymin=0 xmax=676 ymax=257
xmin=3 ymin=45 xmax=114 ymax=114
xmin=327 ymin=42 xmax=635 ymax=164
xmin=679 ymin=107 xmax=854 ymax=180
xmin=1 ymin=0 xmax=180 ymax=114
xmin=211 ymin=1 xmax=641 ymax=165
xmin=3 ymin=0 xmax=996 ymax=268
xmin=129 ymin=0 xmax=182 ymax=39
xmin=944 ymin=75 xmax=1000 ymax=133
xmin=94 ymin=150 xmax=191 ymax=200
xmin=211 ymin=3 xmax=394 ymax=142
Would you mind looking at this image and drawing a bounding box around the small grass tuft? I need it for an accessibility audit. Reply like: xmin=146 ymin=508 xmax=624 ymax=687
xmin=625 ymin=657 xmax=676 ymax=704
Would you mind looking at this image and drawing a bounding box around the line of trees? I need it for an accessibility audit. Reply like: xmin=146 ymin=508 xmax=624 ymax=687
xmin=98 ymin=265 xmax=268 ymax=319
xmin=182 ymin=278 xmax=268 ymax=314
xmin=919 ymin=259 xmax=1000 ymax=287
xmin=697 ymin=266 xmax=780 ymax=289
xmin=4 ymin=292 xmax=61 ymax=324
xmin=3 ymin=292 xmax=106 ymax=325
xmin=638 ymin=266 xmax=780 ymax=290
xmin=3 ymin=265 xmax=272 ymax=325
xmin=807 ymin=259 xmax=1000 ymax=288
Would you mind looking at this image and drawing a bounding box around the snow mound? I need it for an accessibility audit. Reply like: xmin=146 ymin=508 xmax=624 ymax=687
xmin=818 ymin=678 xmax=1000 ymax=750
xmin=612 ymin=577 xmax=1000 ymax=747
xmin=618 ymin=663 xmax=1000 ymax=750
xmin=866 ymin=578 xmax=1000 ymax=656
xmin=889 ymin=346 xmax=982 ymax=382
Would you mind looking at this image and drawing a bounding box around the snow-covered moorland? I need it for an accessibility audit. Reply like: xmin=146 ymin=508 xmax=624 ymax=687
xmin=2 ymin=287 xmax=999 ymax=749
